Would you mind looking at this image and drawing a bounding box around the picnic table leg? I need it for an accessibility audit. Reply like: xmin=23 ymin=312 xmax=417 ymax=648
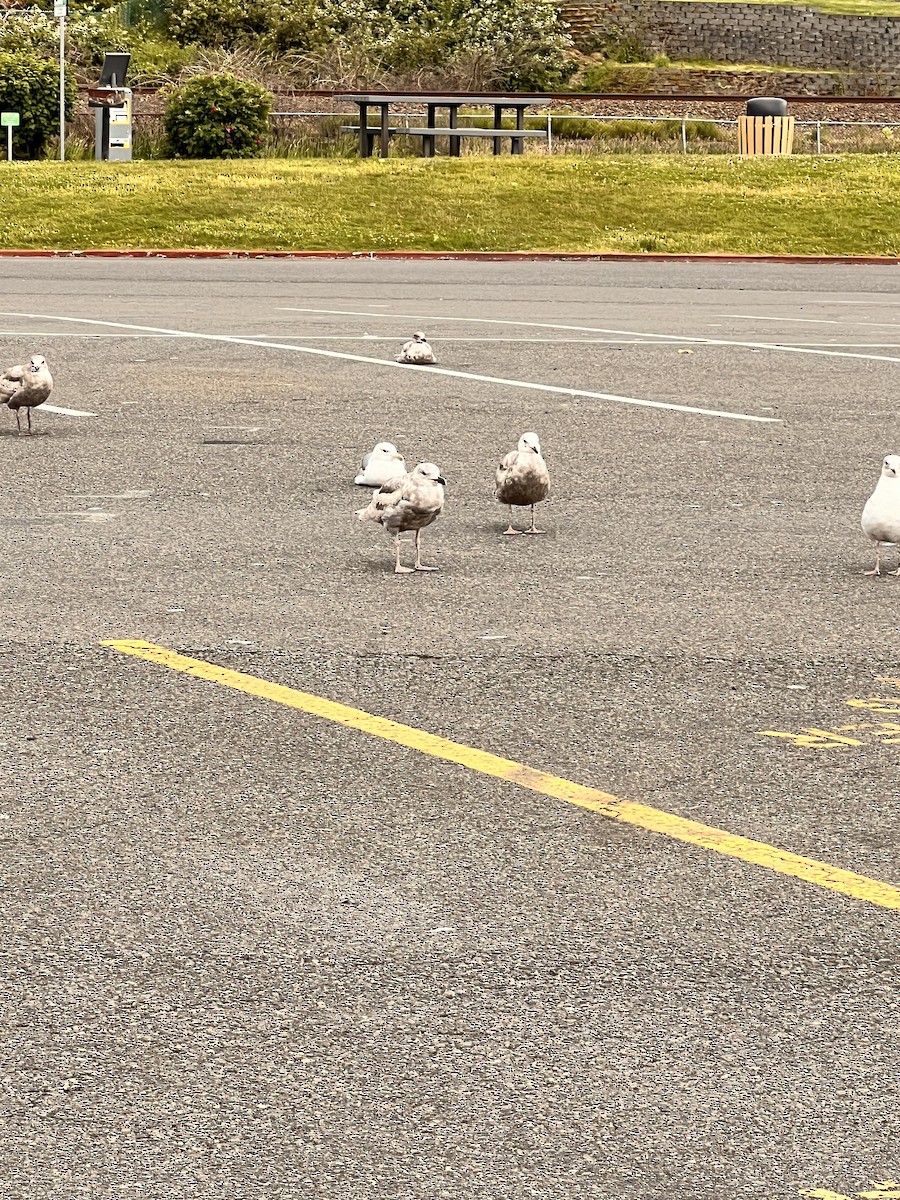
xmin=512 ymin=105 xmax=525 ymax=155
xmin=359 ymin=104 xmax=370 ymax=158
xmin=424 ymin=103 xmax=436 ymax=157
xmin=493 ymin=105 xmax=503 ymax=155
xmin=449 ymin=104 xmax=460 ymax=157
xmin=380 ymin=103 xmax=390 ymax=158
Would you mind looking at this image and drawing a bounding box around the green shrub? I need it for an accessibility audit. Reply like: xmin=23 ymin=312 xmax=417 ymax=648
xmin=0 ymin=9 xmax=58 ymax=56
xmin=167 ymin=0 xmax=273 ymax=47
xmin=188 ymin=0 xmax=575 ymax=91
xmin=65 ymin=9 xmax=130 ymax=71
xmin=576 ymin=62 xmax=657 ymax=92
xmin=0 ymin=52 xmax=76 ymax=158
xmin=126 ymin=31 xmax=199 ymax=82
xmin=163 ymin=71 xmax=272 ymax=158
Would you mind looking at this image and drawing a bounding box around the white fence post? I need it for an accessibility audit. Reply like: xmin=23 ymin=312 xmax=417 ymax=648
xmin=681 ymin=119 xmax=687 ymax=152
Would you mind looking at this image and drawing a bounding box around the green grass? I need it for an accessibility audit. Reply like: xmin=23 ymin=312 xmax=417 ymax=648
xmin=3 ymin=156 xmax=900 ymax=255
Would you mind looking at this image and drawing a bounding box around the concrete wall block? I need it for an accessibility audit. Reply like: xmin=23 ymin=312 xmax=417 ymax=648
xmin=561 ymin=0 xmax=900 ymax=70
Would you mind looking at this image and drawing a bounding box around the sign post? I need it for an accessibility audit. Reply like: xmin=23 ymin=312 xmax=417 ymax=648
xmin=55 ymin=0 xmax=67 ymax=161
xmin=1 ymin=112 xmax=20 ymax=162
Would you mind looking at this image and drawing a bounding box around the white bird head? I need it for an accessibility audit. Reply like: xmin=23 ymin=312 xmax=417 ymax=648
xmin=413 ymin=332 xmax=427 ymax=342
xmin=415 ymin=461 xmax=446 ymax=486
xmin=29 ymin=354 xmax=46 ymax=372
xmin=518 ymin=432 xmax=541 ymax=455
xmin=372 ymin=441 xmax=404 ymax=461
xmin=881 ymin=454 xmax=900 ymax=479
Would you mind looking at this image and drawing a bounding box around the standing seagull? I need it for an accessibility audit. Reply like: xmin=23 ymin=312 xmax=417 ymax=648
xmin=861 ymin=453 xmax=900 ymax=576
xmin=396 ymin=332 xmax=436 ymax=365
xmin=0 ymin=354 xmax=53 ymax=435
xmin=495 ymin=431 xmax=550 ymax=535
xmin=356 ymin=461 xmax=446 ymax=574
xmin=355 ymin=441 xmax=407 ymax=487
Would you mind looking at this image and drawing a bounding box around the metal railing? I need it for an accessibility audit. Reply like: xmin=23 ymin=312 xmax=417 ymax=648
xmin=269 ymin=109 xmax=900 ymax=155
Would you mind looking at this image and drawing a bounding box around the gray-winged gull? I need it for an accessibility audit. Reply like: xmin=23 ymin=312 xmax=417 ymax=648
xmin=0 ymin=354 xmax=53 ymax=435
xmin=862 ymin=454 xmax=900 ymax=576
xmin=356 ymin=461 xmax=446 ymax=574
xmin=355 ymin=441 xmax=407 ymax=487
xmin=495 ymin=431 xmax=550 ymax=535
xmin=396 ymin=332 xmax=436 ymax=365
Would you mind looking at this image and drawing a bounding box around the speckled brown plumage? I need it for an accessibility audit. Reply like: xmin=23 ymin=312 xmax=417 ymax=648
xmin=495 ymin=432 xmax=550 ymax=535
xmin=356 ymin=461 xmax=446 ymax=573
xmin=0 ymin=354 xmax=53 ymax=435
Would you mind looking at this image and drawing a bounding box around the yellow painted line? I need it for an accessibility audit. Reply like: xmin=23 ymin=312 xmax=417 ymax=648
xmin=103 ymin=639 xmax=900 ymax=913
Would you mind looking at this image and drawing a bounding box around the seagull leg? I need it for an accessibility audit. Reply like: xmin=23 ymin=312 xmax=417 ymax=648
xmin=414 ymin=529 xmax=437 ymax=572
xmin=502 ymin=506 xmax=520 ymax=535
xmin=26 ymin=407 xmax=32 ymax=435
xmin=14 ymin=409 xmax=21 ymax=436
xmin=864 ymin=545 xmax=882 ymax=576
xmin=523 ymin=505 xmax=545 ymax=535
xmin=393 ymin=534 xmax=414 ymax=575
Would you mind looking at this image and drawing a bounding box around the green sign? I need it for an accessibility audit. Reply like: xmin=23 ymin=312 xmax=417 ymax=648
xmin=1 ymin=113 xmax=19 ymax=128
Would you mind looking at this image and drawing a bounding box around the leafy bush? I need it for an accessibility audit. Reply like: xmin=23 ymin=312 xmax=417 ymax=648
xmin=311 ymin=0 xmax=576 ymax=91
xmin=126 ymin=32 xmax=199 ymax=82
xmin=168 ymin=0 xmax=275 ymax=48
xmin=0 ymin=8 xmax=58 ymax=56
xmin=163 ymin=71 xmax=272 ymax=158
xmin=0 ymin=52 xmax=76 ymax=158
xmin=165 ymin=0 xmax=575 ymax=91
xmin=575 ymin=62 xmax=658 ymax=92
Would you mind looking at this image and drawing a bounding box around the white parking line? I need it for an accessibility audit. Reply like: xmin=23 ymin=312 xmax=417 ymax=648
xmin=817 ymin=299 xmax=900 ymax=307
xmin=7 ymin=326 xmax=900 ymax=350
xmin=0 ymin=311 xmax=779 ymax=424
xmin=7 ymin=328 xmax=900 ymax=349
xmin=0 ymin=331 xmax=192 ymax=338
xmin=42 ymin=404 xmax=97 ymax=417
xmin=279 ymin=305 xmax=900 ymax=367
xmin=726 ymin=314 xmax=900 ymax=330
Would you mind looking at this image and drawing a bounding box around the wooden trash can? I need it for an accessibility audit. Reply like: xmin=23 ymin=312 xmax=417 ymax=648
xmin=738 ymin=115 xmax=795 ymax=156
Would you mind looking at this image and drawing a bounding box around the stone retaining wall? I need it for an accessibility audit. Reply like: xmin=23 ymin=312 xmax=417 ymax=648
xmin=581 ymin=63 xmax=900 ymax=94
xmin=562 ymin=0 xmax=900 ymax=70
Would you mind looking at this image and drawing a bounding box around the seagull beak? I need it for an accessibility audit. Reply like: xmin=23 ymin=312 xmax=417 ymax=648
xmin=436 ymin=476 xmax=446 ymax=486
xmin=393 ymin=452 xmax=404 ymax=460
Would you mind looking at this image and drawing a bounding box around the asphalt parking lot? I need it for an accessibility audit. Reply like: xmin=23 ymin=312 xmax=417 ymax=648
xmin=1 ymin=257 xmax=898 ymax=1200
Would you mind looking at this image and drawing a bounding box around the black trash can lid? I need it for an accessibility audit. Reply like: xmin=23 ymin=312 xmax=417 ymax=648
xmin=746 ymin=97 xmax=788 ymax=117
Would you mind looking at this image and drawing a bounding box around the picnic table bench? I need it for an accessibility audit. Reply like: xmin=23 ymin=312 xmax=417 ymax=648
xmin=343 ymin=94 xmax=548 ymax=158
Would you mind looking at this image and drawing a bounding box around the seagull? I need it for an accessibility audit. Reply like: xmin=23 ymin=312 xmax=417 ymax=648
xmin=356 ymin=461 xmax=446 ymax=574
xmin=0 ymin=354 xmax=53 ymax=435
xmin=396 ymin=332 xmax=436 ymax=365
xmin=355 ymin=441 xmax=407 ymax=487
xmin=861 ymin=453 xmax=900 ymax=576
xmin=495 ymin=431 xmax=550 ymax=535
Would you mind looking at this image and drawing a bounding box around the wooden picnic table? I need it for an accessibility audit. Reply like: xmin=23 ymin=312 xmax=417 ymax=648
xmin=344 ymin=93 xmax=547 ymax=158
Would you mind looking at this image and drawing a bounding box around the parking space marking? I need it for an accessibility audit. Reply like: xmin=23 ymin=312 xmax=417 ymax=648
xmin=42 ymin=404 xmax=97 ymax=417
xmin=727 ymin=314 xmax=900 ymax=331
xmin=759 ymin=677 xmax=900 ymax=750
xmin=801 ymin=1185 xmax=900 ymax=1199
xmin=104 ymin=639 xmax=900 ymax=912
xmin=281 ymin=305 xmax=900 ymax=368
xmin=0 ymin=311 xmax=777 ymax=424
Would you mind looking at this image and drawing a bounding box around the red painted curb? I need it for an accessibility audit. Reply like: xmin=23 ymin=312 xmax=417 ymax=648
xmin=0 ymin=248 xmax=898 ymax=264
